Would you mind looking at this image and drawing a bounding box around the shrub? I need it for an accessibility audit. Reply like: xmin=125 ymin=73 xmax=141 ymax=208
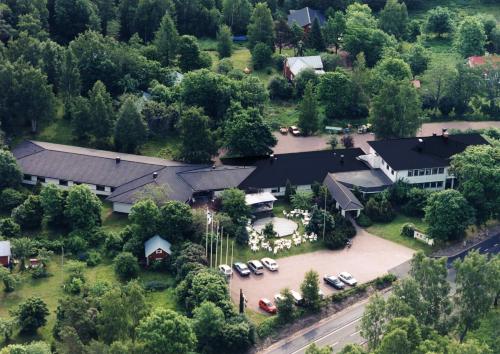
xmin=252 ymin=42 xmax=273 ymax=69
xmin=86 ymin=251 xmax=102 ymax=267
xmin=272 ymin=53 xmax=286 ymax=71
xmin=217 ymin=58 xmax=234 ymax=74
xmin=0 ymin=188 xmax=25 ymax=212
xmin=373 ymin=274 xmax=397 ymax=289
xmin=104 ymin=232 xmax=123 ymax=258
xmin=364 ymin=194 xmax=395 ymax=222
xmin=356 ymin=212 xmax=373 ymax=227
xmin=401 ymin=223 xmax=415 ymax=238
xmin=11 ymin=195 xmax=43 ymax=230
xmin=257 ymin=316 xmax=280 ymax=339
xmin=31 ymin=267 xmax=51 ymax=279
xmin=114 ymin=252 xmax=139 ymax=281
xmin=401 ymin=188 xmax=430 ymax=217
xmin=0 ymin=218 xmax=21 ymax=238
xmin=294 ymin=68 xmax=320 ymax=97
xmin=268 ymin=76 xmax=294 ymax=100
xmin=144 ymin=280 xmax=169 ymax=292
xmin=65 ymin=230 xmax=89 ymax=254
xmin=334 ymin=215 xmax=356 ymax=239
xmin=321 ymin=53 xmax=342 ymax=71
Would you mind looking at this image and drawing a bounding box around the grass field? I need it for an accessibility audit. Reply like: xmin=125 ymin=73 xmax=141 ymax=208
xmin=367 ymin=214 xmax=432 ymax=253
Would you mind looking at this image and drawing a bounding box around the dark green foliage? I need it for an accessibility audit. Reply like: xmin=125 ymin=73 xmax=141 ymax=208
xmin=438 ymin=96 xmax=454 ymax=116
xmin=356 ymin=212 xmax=372 ymax=227
xmin=300 ymin=270 xmax=322 ymax=312
xmin=425 ymin=6 xmax=453 ymax=37
xmin=455 ymin=16 xmax=486 ymax=58
xmin=114 ymin=252 xmax=139 ymax=281
xmin=405 ymin=44 xmax=431 ymax=76
xmin=53 ymin=0 xmax=99 ymax=44
xmin=0 ymin=188 xmax=24 ymax=212
xmin=333 ymin=214 xmax=356 ymax=239
xmin=154 ymin=11 xmax=178 ymax=66
xmin=305 ymin=18 xmax=324 ymax=51
xmin=268 ymin=76 xmax=294 ymax=100
xmin=298 ymin=82 xmax=319 ymax=136
xmin=224 ymin=106 xmax=277 ymax=156
xmin=294 ymin=68 xmax=320 ymax=97
xmin=86 ymin=251 xmax=101 ymax=266
xmin=401 ymin=223 xmax=415 ymax=238
xmin=284 ymin=180 xmax=296 ymax=203
xmin=104 ymin=232 xmax=123 ymax=258
xmin=247 ymin=3 xmax=274 ymax=49
xmin=14 ymin=296 xmax=49 ymax=333
xmin=173 ymin=0 xmax=220 ymax=37
xmin=379 ymin=0 xmax=408 ymax=39
xmin=262 ymin=222 xmax=277 ymax=239
xmin=40 ymin=184 xmax=67 ymax=227
xmin=114 ymin=98 xmax=148 ymax=153
xmin=321 ymin=53 xmax=342 ymax=72
xmin=11 ymin=195 xmax=43 ymax=230
xmin=0 ymin=218 xmax=21 ymax=238
xmin=318 ymin=70 xmax=357 ymax=121
xmin=252 ymin=42 xmax=273 ymax=69
xmin=172 ymin=242 xmax=208 ymax=278
xmin=178 ymin=107 xmax=218 ymax=163
xmin=64 ymin=185 xmax=102 ymax=230
xmin=364 ymin=193 xmax=395 ymax=223
xmin=220 ymin=315 xmax=255 ymax=353
xmin=401 ymin=188 xmax=430 ymax=218
xmin=235 ymin=225 xmax=250 ymax=246
xmin=276 ymin=288 xmax=295 ymax=324
xmin=424 ymin=189 xmax=475 ymax=241
xmin=217 ymin=25 xmax=233 ymax=59
xmin=220 ymin=188 xmax=250 ymax=223
xmin=178 ymin=35 xmax=212 ymax=72
xmin=0 ymin=150 xmax=22 ymax=189
xmin=159 ymin=201 xmax=194 ymax=244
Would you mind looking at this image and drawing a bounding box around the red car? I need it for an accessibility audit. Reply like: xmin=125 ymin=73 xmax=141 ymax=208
xmin=259 ymin=298 xmax=277 ymax=314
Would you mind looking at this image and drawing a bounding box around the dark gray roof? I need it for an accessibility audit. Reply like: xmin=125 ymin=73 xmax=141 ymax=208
xmin=331 ymin=170 xmax=393 ymax=193
xmin=178 ymin=166 xmax=256 ymax=192
xmin=368 ymin=134 xmax=488 ymax=170
xmin=287 ymin=7 xmax=325 ymax=27
xmin=323 ymin=174 xmax=363 ymax=211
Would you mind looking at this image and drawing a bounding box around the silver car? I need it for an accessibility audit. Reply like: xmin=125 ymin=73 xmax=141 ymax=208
xmin=339 ymin=272 xmax=357 ymax=286
xmin=261 ymin=257 xmax=279 ymax=271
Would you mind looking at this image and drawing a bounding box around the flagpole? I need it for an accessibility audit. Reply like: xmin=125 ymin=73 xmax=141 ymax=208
xmin=210 ymin=219 xmax=214 ymax=268
xmin=220 ymin=227 xmax=224 ymax=266
xmin=205 ymin=208 xmax=209 ymax=258
xmin=226 ymin=229 xmax=229 ymax=265
xmin=215 ymin=222 xmax=219 ymax=268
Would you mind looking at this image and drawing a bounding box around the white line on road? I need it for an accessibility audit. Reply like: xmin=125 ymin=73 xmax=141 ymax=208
xmin=288 ymin=317 xmax=362 ymax=354
xmin=349 ymin=330 xmax=361 ymax=337
xmin=332 ymin=342 xmax=339 ymax=347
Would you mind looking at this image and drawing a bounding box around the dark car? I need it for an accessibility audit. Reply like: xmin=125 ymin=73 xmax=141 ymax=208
xmin=233 ymin=262 xmax=251 ymax=276
xmin=324 ymin=275 xmax=345 ymax=290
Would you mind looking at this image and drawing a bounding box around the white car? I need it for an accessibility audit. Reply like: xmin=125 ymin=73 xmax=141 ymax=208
xmin=261 ymin=257 xmax=279 ymax=271
xmin=290 ymin=290 xmax=304 ymax=306
xmin=339 ymin=272 xmax=357 ymax=286
xmin=218 ymin=264 xmax=232 ymax=277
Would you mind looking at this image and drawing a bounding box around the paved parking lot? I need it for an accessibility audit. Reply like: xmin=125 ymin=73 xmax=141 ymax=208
xmin=229 ymin=227 xmax=414 ymax=312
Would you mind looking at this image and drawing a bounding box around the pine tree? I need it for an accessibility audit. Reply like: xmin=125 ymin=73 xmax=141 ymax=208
xmin=217 ymin=25 xmax=233 ymax=58
xmin=114 ymin=98 xmax=148 ymax=153
xmin=298 ymin=82 xmax=319 ymax=136
xmin=59 ymin=50 xmax=81 ymax=119
xmin=247 ymin=3 xmax=275 ymax=49
xmin=88 ymin=81 xmax=115 ymax=146
xmin=306 ymin=18 xmax=325 ymax=51
xmin=154 ymin=12 xmax=178 ymax=66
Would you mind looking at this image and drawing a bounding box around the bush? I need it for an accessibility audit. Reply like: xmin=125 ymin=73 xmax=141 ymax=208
xmin=114 ymin=252 xmax=139 ymax=281
xmin=31 ymin=266 xmax=51 ymax=279
xmin=401 ymin=188 xmax=430 ymax=217
xmin=0 ymin=188 xmax=25 ymax=212
xmin=294 ymin=68 xmax=320 ymax=97
xmin=334 ymin=215 xmax=356 ymax=239
xmin=321 ymin=53 xmax=342 ymax=71
xmin=373 ymin=274 xmax=397 ymax=289
xmin=144 ymin=280 xmax=169 ymax=292
xmin=11 ymin=195 xmax=43 ymax=230
xmin=330 ymin=284 xmax=368 ymax=303
xmin=268 ymin=76 xmax=294 ymax=100
xmin=104 ymin=232 xmax=123 ymax=258
xmin=257 ymin=316 xmax=280 ymax=339
xmin=356 ymin=212 xmax=373 ymax=227
xmin=216 ymin=58 xmax=234 ymax=74
xmin=252 ymin=42 xmax=273 ymax=69
xmin=364 ymin=194 xmax=395 ymax=223
xmin=65 ymin=230 xmax=89 ymax=254
xmin=0 ymin=218 xmax=21 ymax=238
xmin=401 ymin=223 xmax=415 ymax=238
xmin=272 ymin=53 xmax=286 ymax=71
xmin=86 ymin=251 xmax=102 ymax=267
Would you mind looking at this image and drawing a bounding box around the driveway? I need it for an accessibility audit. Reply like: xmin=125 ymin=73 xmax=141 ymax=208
xmin=229 ymin=227 xmax=414 ymax=312
xmin=273 ymin=121 xmax=500 ymax=154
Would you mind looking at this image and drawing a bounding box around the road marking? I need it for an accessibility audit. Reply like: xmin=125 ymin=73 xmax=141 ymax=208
xmin=288 ymin=317 xmax=362 ymax=354
xmin=350 ymin=330 xmax=361 ymax=337
xmin=332 ymin=342 xmax=339 ymax=347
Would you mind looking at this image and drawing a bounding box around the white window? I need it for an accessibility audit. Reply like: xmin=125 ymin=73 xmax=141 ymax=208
xmin=155 ymin=249 xmax=162 ymax=254
xmin=408 ymin=170 xmax=413 ymax=177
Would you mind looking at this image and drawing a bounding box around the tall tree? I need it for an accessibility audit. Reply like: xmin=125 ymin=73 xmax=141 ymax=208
xmin=154 ymin=11 xmax=178 ymax=66
xmin=0 ymin=149 xmax=22 ymax=189
xmin=14 ymin=297 xmax=49 ymax=334
xmin=318 ymin=70 xmax=355 ymax=120
xmin=454 ymin=17 xmax=486 ymax=58
xmin=425 ymin=6 xmax=453 ymax=37
xmin=298 ymin=82 xmax=319 ymax=136
xmin=192 ymin=301 xmax=225 ymax=354
xmin=451 ymin=145 xmax=500 ymax=225
xmin=306 ymin=18 xmax=325 ymax=51
xmin=135 ymin=0 xmax=175 ymax=42
xmin=222 ymin=0 xmax=252 ymax=35
xmin=361 ymin=294 xmax=386 ymax=350
xmin=93 ymin=0 xmax=116 ymax=36
xmin=379 ymin=0 xmax=408 ymax=39
xmin=178 ymin=107 xmax=217 ymax=163
xmin=59 ymin=49 xmax=81 ymax=117
xmin=64 ymin=185 xmax=102 ymax=231
xmin=370 ymin=80 xmax=421 ymax=139
xmin=223 ymin=106 xmax=276 ymax=157
xmin=454 ymin=251 xmax=496 ymax=342
xmin=178 ymin=35 xmax=211 ymax=72
xmin=53 ymin=0 xmax=100 ymax=44
xmin=217 ymin=25 xmax=233 ymax=59
xmin=247 ymin=2 xmax=274 ymax=49
xmin=88 ymin=80 xmax=115 ymax=145
xmin=300 ymin=270 xmax=322 ymax=312
xmin=114 ymin=98 xmax=148 ymax=153
xmin=424 ymin=190 xmax=474 ymax=242
xmin=323 ymin=11 xmax=345 ymax=53
xmin=274 ymin=18 xmax=292 ymax=54
xmin=137 ymin=309 xmax=197 ymax=354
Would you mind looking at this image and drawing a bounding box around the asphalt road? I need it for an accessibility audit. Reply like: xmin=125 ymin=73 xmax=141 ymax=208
xmin=260 ymin=233 xmax=500 ymax=354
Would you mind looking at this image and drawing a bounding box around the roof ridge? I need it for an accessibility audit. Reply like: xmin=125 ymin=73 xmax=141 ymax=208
xmin=107 ymin=166 xmax=168 ymax=199
xmin=15 ymin=141 xmax=46 ymax=159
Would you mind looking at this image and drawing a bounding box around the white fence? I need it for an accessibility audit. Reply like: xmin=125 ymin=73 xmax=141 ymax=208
xmin=414 ymin=230 xmax=434 ymax=246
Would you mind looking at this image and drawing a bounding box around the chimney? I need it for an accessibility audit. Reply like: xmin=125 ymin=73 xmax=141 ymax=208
xmin=443 ymin=130 xmax=449 ymax=140
xmin=212 ymin=165 xmax=216 ymax=169
xmin=432 ymin=133 xmax=437 ymax=136
xmin=153 ymin=172 xmax=158 ymax=180
xmin=417 ymin=138 xmax=424 ymax=152
xmin=115 ymin=157 xmax=121 ymax=164
xmin=340 ymin=154 xmax=344 ymax=164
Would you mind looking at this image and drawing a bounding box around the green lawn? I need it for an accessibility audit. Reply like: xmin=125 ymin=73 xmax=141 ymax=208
xmin=101 ymin=201 xmax=129 ymax=232
xmin=367 ymin=214 xmax=433 ymax=253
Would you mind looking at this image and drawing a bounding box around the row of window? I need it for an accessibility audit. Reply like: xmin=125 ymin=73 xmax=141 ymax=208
xmin=413 ymin=181 xmax=444 ymax=189
xmin=407 ymin=167 xmax=444 ymax=177
xmin=23 ymin=174 xmax=108 ymax=192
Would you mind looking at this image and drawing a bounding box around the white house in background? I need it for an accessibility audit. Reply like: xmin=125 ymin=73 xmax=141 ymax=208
xmin=283 ymin=56 xmax=324 ymax=81
xmin=362 ymin=131 xmax=488 ymax=190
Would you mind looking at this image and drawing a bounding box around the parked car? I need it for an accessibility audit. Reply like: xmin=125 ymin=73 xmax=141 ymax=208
xmin=290 ymin=290 xmax=304 ymax=306
xmin=339 ymin=272 xmax=357 ymax=286
xmin=279 ymin=127 xmax=288 ymax=135
xmin=318 ymin=289 xmax=325 ymax=300
xmin=218 ymin=264 xmax=232 ymax=277
xmin=259 ymin=298 xmax=277 ymax=314
xmin=324 ymin=275 xmax=345 ymax=290
xmin=233 ymin=262 xmax=251 ymax=276
xmin=289 ymin=125 xmax=300 ymax=136
xmin=261 ymin=257 xmax=279 ymax=271
xmin=248 ymin=260 xmax=264 ymax=275
xmin=274 ymin=293 xmax=285 ymax=303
